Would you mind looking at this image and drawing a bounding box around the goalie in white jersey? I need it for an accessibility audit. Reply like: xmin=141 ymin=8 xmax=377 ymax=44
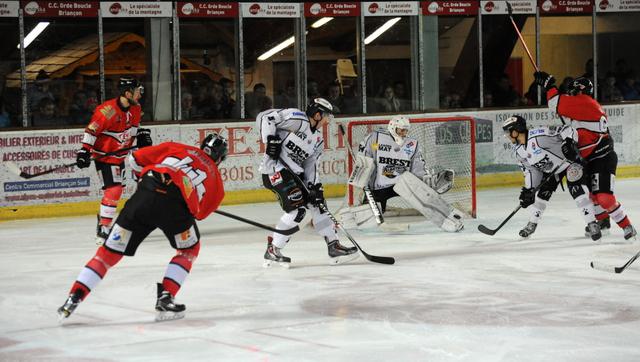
xmin=344 ymin=115 xmax=464 ymax=232
xmin=257 ymin=98 xmax=358 ymax=267
xmin=502 ymin=115 xmax=601 ymax=240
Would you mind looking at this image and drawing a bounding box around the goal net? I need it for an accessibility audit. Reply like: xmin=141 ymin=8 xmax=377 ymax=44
xmin=346 ymin=116 xmax=477 ymax=218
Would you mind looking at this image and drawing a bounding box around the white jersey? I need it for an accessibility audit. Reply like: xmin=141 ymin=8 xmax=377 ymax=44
xmin=358 ymin=129 xmax=426 ymax=190
xmin=513 ymin=125 xmax=578 ymax=189
xmin=257 ymin=108 xmax=324 ymax=185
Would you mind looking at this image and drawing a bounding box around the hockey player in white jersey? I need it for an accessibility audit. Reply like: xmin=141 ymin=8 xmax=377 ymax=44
xmin=502 ymin=115 xmax=601 ymax=240
xmin=344 ymin=115 xmax=463 ymax=232
xmin=258 ymin=98 xmax=358 ymax=267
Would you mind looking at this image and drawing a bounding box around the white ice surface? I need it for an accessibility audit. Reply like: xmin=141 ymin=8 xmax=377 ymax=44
xmin=1 ymin=179 xmax=640 ymax=362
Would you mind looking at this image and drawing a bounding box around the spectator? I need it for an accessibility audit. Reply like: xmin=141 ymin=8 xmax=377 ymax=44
xmin=374 ymin=85 xmax=401 ymax=112
xmin=614 ymin=58 xmax=632 ymax=85
xmin=325 ymin=82 xmax=344 ymax=114
xmin=275 ymin=80 xmax=297 ymax=109
xmin=492 ymin=73 xmax=520 ymax=107
xmin=219 ymin=77 xmax=236 ymax=118
xmin=483 ymin=92 xmax=494 ymax=108
xmin=245 ymin=83 xmax=272 ymax=118
xmin=394 ymin=81 xmax=411 ymax=111
xmin=524 ymin=81 xmax=547 ymax=106
xmin=85 ymin=89 xmax=99 ymax=113
xmin=0 ymin=96 xmax=10 ymax=128
xmin=206 ymin=83 xmax=226 ymax=119
xmin=619 ymin=74 xmax=640 ymax=100
xmin=29 ymin=70 xmax=55 ymax=113
xmin=181 ymin=92 xmax=200 ymax=120
xmin=32 ymin=98 xmax=62 ymax=127
xmin=599 ymin=72 xmax=624 ymax=103
xmin=582 ymin=58 xmax=595 ymax=83
xmin=69 ymin=90 xmax=91 ymax=125
xmin=341 ymin=84 xmax=360 ymax=114
xmin=559 ymin=77 xmax=574 ymax=94
xmin=307 ymin=78 xmax=321 ymax=104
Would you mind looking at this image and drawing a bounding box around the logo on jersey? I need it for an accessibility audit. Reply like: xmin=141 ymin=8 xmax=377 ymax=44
xmin=285 ymin=140 xmax=310 ymax=161
xmin=182 ymin=176 xmax=193 ymax=198
xmin=378 ymin=144 xmax=392 ymax=152
xmin=269 ymin=172 xmax=283 ymax=186
xmin=532 ymin=154 xmax=554 ymax=172
xmin=287 ymin=189 xmax=303 ymax=202
xmin=378 ymin=156 xmax=410 ymax=168
xmin=295 ymin=131 xmax=307 ymax=141
xmin=88 ymin=122 xmax=100 ymax=133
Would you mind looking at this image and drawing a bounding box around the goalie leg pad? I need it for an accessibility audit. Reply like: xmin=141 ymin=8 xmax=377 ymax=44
xmin=393 ymin=172 xmax=463 ymax=232
xmin=348 ymin=154 xmax=375 ymax=189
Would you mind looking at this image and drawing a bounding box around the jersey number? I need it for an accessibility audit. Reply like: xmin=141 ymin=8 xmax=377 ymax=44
xmin=162 ymin=156 xmax=207 ymax=199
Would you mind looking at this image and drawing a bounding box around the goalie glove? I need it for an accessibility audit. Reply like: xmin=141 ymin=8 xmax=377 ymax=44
xmin=422 ymin=169 xmax=455 ymax=194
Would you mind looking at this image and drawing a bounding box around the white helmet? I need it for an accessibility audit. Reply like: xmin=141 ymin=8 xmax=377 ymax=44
xmin=388 ymin=115 xmax=410 ymax=145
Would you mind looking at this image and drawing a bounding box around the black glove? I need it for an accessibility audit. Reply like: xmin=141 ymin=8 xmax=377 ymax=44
xmin=519 ymin=187 xmax=535 ymax=208
xmin=76 ymin=148 xmax=91 ymax=169
xmin=533 ymin=71 xmax=556 ymax=90
xmin=265 ymin=135 xmax=282 ymax=160
xmin=136 ymin=128 xmax=153 ymax=148
xmin=307 ymin=183 xmax=326 ymax=208
xmin=561 ymin=138 xmax=583 ymax=164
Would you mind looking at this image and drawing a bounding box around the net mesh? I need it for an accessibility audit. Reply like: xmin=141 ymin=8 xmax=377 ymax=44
xmin=347 ymin=117 xmax=476 ymax=217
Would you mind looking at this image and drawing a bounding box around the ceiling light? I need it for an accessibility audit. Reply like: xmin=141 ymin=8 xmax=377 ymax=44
xmin=311 ymin=17 xmax=334 ymax=28
xmin=364 ymin=17 xmax=401 ymax=45
xmin=18 ymin=22 xmax=50 ymax=49
xmin=258 ymin=36 xmax=295 ymax=61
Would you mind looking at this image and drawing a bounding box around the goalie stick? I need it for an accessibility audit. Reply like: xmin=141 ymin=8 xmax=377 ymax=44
xmin=338 ymin=124 xmax=384 ymax=225
xmin=590 ymin=250 xmax=640 ymax=274
xmin=214 ymin=210 xmax=299 ymax=236
xmin=280 ymin=160 xmax=395 ymax=265
xmin=478 ymin=173 xmax=555 ymax=236
xmin=6 ymin=146 xmax=138 ymax=179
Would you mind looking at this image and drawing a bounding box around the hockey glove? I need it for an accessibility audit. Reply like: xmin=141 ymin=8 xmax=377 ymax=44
xmin=533 ymin=71 xmax=556 ymax=91
xmin=265 ymin=135 xmax=282 ymax=160
xmin=136 ymin=128 xmax=153 ymax=148
xmin=519 ymin=187 xmax=535 ymax=208
xmin=561 ymin=138 xmax=583 ymax=164
xmin=76 ymin=148 xmax=92 ymax=169
xmin=307 ymin=183 xmax=326 ymax=208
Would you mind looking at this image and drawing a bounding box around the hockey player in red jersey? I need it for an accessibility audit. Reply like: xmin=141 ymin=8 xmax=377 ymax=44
xmin=534 ymin=71 xmax=636 ymax=240
xmin=58 ymin=134 xmax=227 ymax=322
xmin=76 ymin=77 xmax=153 ymax=245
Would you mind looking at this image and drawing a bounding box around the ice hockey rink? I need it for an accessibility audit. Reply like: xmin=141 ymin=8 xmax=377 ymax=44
xmin=1 ymin=179 xmax=640 ymax=362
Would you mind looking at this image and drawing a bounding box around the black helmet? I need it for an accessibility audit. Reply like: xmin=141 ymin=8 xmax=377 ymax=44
xmin=502 ymin=115 xmax=527 ymax=134
xmin=200 ymin=133 xmax=228 ymax=164
xmin=118 ymin=76 xmax=144 ymax=96
xmin=567 ymin=77 xmax=593 ymax=96
xmin=305 ymin=97 xmax=333 ymax=118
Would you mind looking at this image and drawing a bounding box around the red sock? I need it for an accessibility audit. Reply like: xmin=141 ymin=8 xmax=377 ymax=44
xmin=70 ymin=246 xmax=123 ymax=300
xmin=99 ymin=185 xmax=123 ymax=226
xmin=162 ymin=243 xmax=200 ymax=296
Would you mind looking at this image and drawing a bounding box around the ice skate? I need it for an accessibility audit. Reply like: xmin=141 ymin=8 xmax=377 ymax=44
xmin=623 ymin=225 xmax=637 ymax=241
xmin=519 ymin=222 xmax=537 ymax=238
xmin=155 ymin=283 xmax=185 ymax=322
xmin=263 ymin=236 xmax=291 ymax=268
xmin=585 ymin=217 xmax=610 ymax=237
xmin=95 ymin=215 xmax=111 ymax=246
xmin=326 ymin=238 xmax=359 ymax=265
xmin=586 ymin=221 xmax=602 ymax=241
xmin=57 ymin=290 xmax=83 ymax=322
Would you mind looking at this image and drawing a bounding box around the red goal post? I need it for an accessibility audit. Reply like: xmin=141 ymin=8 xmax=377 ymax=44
xmin=346 ymin=116 xmax=477 ymax=218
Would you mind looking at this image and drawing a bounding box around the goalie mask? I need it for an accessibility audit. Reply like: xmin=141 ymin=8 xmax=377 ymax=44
xmin=388 ymin=115 xmax=410 ymax=145
xmin=201 ymin=133 xmax=228 ymax=164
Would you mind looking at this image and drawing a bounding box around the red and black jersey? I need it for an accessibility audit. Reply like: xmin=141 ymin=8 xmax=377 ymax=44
xmin=128 ymin=142 xmax=225 ymax=220
xmin=80 ymin=98 xmax=142 ymax=164
xmin=547 ymin=87 xmax=612 ymax=159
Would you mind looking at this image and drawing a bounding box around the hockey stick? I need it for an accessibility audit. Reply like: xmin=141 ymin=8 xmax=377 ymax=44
xmin=506 ymin=2 xmax=539 ymax=71
xmin=6 ymin=146 xmax=138 ymax=179
xmin=590 ymin=251 xmax=640 ymax=274
xmin=478 ymin=173 xmax=555 ymax=236
xmin=280 ymin=160 xmax=395 ymax=265
xmin=214 ymin=210 xmax=299 ymax=236
xmin=338 ymin=124 xmax=384 ymax=225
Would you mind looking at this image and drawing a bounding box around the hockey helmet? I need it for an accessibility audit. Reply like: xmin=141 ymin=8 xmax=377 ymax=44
xmin=388 ymin=115 xmax=410 ymax=145
xmin=118 ymin=76 xmax=144 ymax=96
xmin=502 ymin=115 xmax=527 ymax=137
xmin=567 ymin=77 xmax=593 ymax=96
xmin=201 ymin=133 xmax=228 ymax=164
xmin=305 ymin=97 xmax=334 ymax=119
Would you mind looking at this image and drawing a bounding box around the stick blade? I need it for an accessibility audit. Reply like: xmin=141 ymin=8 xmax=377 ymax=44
xmin=590 ymin=261 xmax=621 ymax=274
xmin=478 ymin=224 xmax=497 ymax=236
xmin=363 ymin=253 xmax=395 ymax=265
